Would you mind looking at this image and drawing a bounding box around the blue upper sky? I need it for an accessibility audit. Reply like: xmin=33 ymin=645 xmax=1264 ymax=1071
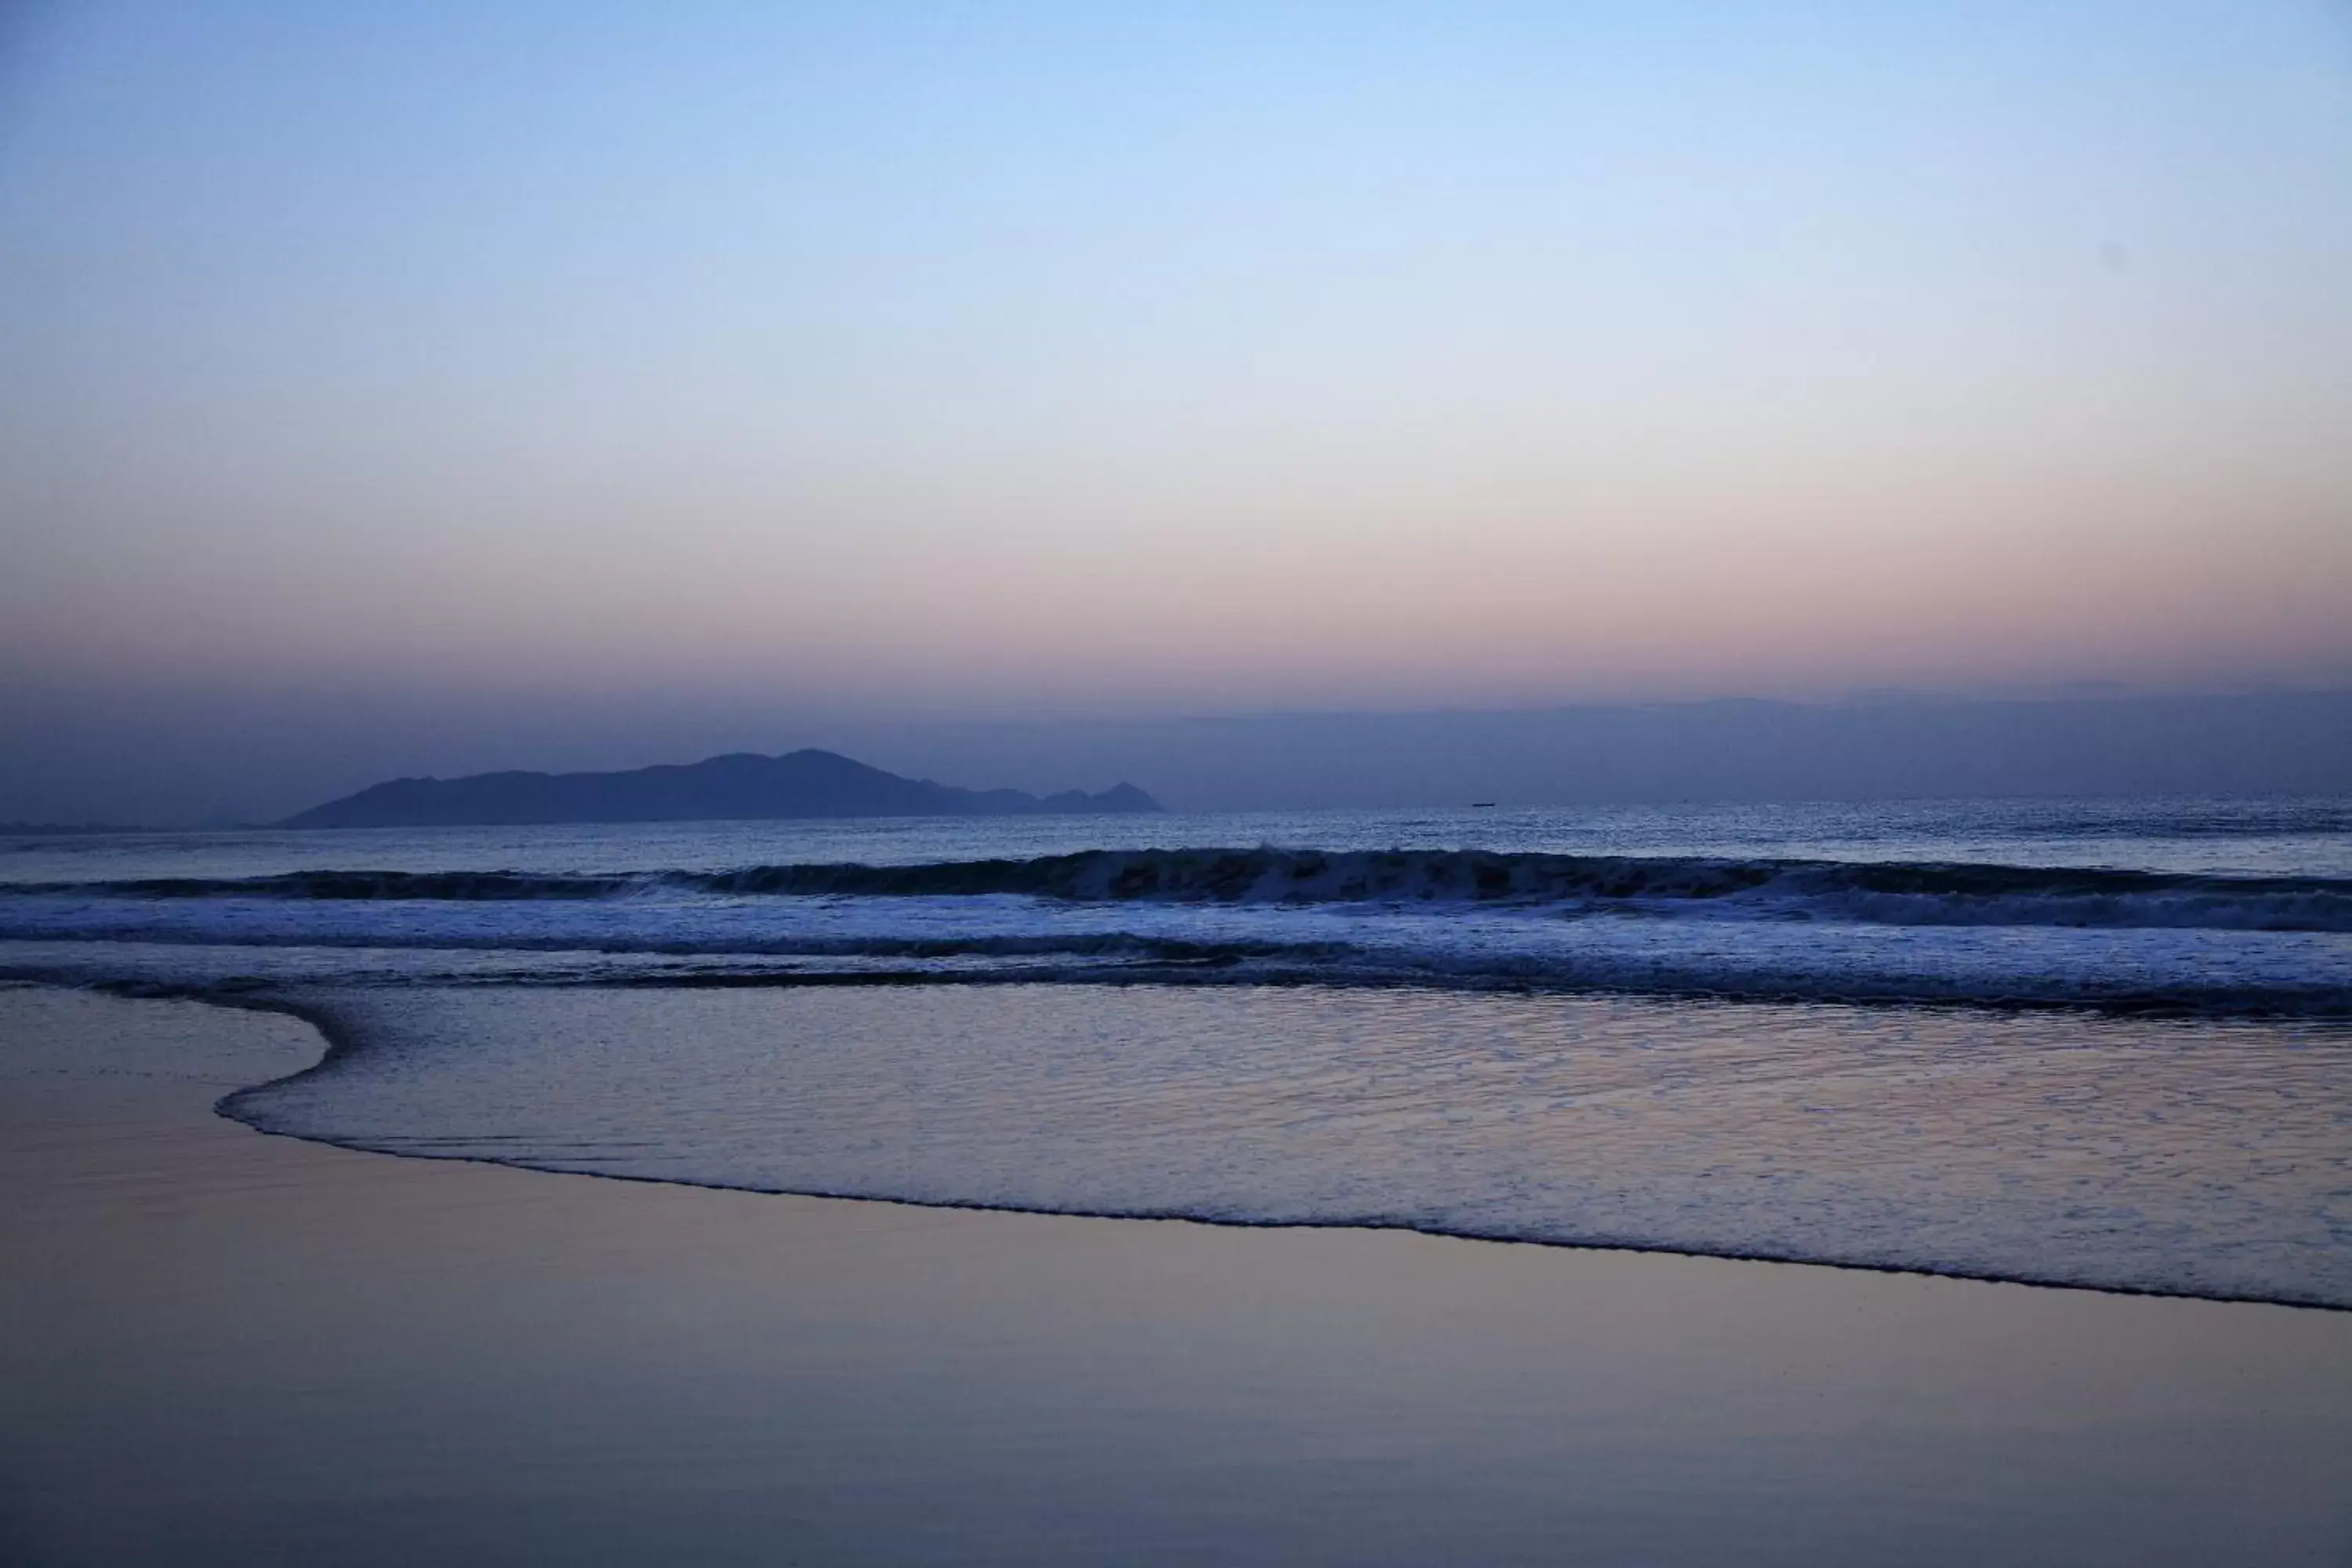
xmin=2 ymin=2 xmax=2347 ymax=738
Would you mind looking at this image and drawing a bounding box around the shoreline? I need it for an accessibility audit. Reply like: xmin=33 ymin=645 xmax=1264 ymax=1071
xmin=164 ymin=978 xmax=2352 ymax=1315
xmin=5 ymin=982 xmax=2350 ymax=1564
xmin=0 ymin=972 xmax=2335 ymax=1311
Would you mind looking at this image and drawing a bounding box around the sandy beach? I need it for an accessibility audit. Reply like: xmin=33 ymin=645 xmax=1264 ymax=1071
xmin=4 ymin=983 xmax=2348 ymax=1566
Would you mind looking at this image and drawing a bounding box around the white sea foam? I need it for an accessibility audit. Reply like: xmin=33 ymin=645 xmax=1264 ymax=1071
xmin=3 ymin=878 xmax=2346 ymax=1012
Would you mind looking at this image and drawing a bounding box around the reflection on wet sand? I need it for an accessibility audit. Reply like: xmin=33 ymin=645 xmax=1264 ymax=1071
xmin=4 ymin=987 xmax=2349 ymax=1566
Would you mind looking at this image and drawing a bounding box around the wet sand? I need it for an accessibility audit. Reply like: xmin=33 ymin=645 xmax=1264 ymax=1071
xmin=3 ymin=985 xmax=2348 ymax=1566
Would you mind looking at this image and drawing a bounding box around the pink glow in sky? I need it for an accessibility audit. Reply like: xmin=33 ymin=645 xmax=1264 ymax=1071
xmin=3 ymin=2 xmax=2349 ymax=717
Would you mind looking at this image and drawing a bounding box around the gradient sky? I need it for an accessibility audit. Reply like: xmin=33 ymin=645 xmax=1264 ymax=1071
xmin=4 ymin=0 xmax=2350 ymax=735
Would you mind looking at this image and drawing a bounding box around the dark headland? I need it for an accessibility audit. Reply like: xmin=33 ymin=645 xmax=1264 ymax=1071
xmin=280 ymin=750 xmax=1160 ymax=829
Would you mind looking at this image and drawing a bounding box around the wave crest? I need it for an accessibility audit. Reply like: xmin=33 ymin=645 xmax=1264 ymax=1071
xmin=41 ymin=849 xmax=2352 ymax=932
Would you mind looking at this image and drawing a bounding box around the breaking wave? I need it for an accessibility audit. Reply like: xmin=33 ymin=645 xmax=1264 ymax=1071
xmin=38 ymin=848 xmax=2352 ymax=932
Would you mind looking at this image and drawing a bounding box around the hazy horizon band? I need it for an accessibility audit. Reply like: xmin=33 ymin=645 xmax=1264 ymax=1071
xmin=2 ymin=2 xmax=2348 ymax=820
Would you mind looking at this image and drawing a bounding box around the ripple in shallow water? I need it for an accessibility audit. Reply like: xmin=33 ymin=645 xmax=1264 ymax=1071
xmin=227 ymin=984 xmax=2352 ymax=1308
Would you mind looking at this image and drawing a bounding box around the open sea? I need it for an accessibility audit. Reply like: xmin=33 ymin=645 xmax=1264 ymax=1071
xmin=5 ymin=796 xmax=2348 ymax=1308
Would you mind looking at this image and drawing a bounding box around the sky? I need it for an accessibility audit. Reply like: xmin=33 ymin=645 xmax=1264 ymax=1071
xmin=2 ymin=2 xmax=2350 ymax=819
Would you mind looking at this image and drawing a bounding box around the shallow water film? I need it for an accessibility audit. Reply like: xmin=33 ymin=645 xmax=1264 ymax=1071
xmin=235 ymin=984 xmax=2352 ymax=1307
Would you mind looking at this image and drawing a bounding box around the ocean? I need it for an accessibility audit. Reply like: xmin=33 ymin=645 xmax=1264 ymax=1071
xmin=5 ymin=795 xmax=2347 ymax=1308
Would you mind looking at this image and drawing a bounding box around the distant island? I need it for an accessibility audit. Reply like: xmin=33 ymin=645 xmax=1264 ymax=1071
xmin=280 ymin=750 xmax=1161 ymax=829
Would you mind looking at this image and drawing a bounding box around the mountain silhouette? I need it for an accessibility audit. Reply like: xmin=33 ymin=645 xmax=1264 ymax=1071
xmin=281 ymin=750 xmax=1160 ymax=828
